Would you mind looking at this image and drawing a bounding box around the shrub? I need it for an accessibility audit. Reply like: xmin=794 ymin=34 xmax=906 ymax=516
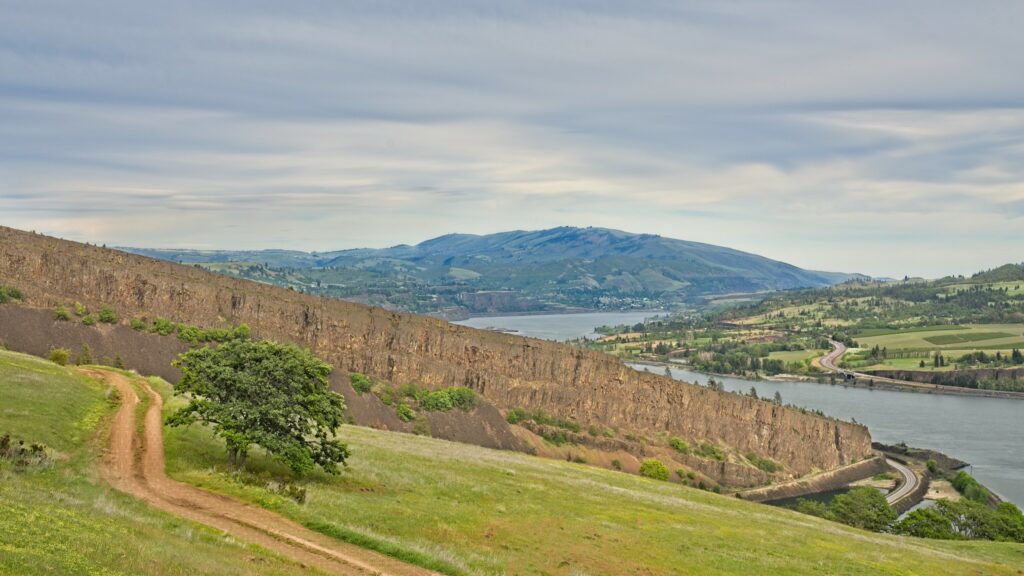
xmin=696 ymin=442 xmax=724 ymax=461
xmin=54 ymin=305 xmax=70 ymax=321
xmin=926 ymin=459 xmax=938 ymax=474
xmin=0 ymin=434 xmax=52 ymax=468
xmin=669 ymin=437 xmax=690 ymax=454
xmin=687 ymin=470 xmax=697 ymax=480
xmin=74 ymin=301 xmax=88 ymax=316
xmin=747 ymin=453 xmax=782 ymax=473
xmin=638 ymin=458 xmax=670 ymax=481
xmin=150 ymin=317 xmax=176 ymax=336
xmin=396 ymin=403 xmax=416 ymax=422
xmin=48 ymin=348 xmax=71 ymax=366
xmin=0 ymin=286 xmax=24 ymax=304
xmin=420 ymin=387 xmax=476 ymax=412
xmin=350 ymin=373 xmax=373 ymax=395
xmin=81 ymin=315 xmax=96 ymax=326
xmin=611 ymin=459 xmax=622 ymax=470
xmin=506 ymin=409 xmax=528 ymax=424
xmin=130 ymin=317 xmax=147 ymax=331
xmin=98 ymin=305 xmax=118 ymax=324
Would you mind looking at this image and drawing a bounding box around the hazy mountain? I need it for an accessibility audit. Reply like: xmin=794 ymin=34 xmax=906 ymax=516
xmin=122 ymin=227 xmax=865 ymax=315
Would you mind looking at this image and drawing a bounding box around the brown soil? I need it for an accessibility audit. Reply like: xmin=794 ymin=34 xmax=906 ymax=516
xmin=84 ymin=367 xmax=438 ymax=576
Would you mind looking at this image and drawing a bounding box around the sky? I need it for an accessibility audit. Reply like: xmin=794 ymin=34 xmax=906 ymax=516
xmin=2 ymin=1 xmax=1023 ymax=278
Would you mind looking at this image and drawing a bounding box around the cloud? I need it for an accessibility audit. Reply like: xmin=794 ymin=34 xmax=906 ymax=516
xmin=1 ymin=1 xmax=1023 ymax=277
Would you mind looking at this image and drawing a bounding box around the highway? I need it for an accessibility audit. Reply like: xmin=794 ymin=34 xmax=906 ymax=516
xmin=885 ymin=458 xmax=918 ymax=505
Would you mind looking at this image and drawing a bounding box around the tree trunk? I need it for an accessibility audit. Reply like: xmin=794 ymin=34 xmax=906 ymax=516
xmin=228 ymin=447 xmax=237 ymax=467
xmin=238 ymin=450 xmax=247 ymax=469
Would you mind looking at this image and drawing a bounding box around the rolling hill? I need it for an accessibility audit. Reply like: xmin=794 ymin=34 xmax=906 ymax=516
xmin=123 ymin=227 xmax=865 ymax=316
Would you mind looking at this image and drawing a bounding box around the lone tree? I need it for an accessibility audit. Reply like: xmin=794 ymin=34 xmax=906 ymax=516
xmin=168 ymin=339 xmax=349 ymax=475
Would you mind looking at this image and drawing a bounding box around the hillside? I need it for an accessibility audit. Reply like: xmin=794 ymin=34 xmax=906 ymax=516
xmin=3 ymin=351 xmax=1023 ymax=576
xmin=0 ymin=225 xmax=871 ymax=492
xmin=0 ymin=351 xmax=321 ymax=575
xmin=122 ymin=227 xmax=865 ymax=316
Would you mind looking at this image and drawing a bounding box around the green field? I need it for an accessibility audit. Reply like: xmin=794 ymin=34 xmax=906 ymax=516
xmin=944 ymin=281 xmax=1024 ymax=297
xmin=768 ymin=349 xmax=827 ymax=364
xmin=159 ymin=379 xmax=1024 ymax=575
xmin=0 ymin=351 xmax=319 ymax=576
xmin=856 ymin=324 xmax=1024 ymax=351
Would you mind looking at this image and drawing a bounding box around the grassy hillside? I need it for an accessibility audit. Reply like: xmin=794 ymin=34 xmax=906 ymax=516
xmin=157 ymin=379 xmax=1024 ymax=575
xmin=0 ymin=350 xmax=319 ymax=576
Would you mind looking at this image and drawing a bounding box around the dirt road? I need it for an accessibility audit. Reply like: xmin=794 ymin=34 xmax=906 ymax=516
xmin=85 ymin=368 xmax=439 ymax=576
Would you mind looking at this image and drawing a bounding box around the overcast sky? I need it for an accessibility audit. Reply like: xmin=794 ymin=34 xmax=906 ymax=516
xmin=2 ymin=1 xmax=1023 ymax=278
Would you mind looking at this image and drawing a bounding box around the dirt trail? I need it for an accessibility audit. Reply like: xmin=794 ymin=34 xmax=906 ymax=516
xmin=84 ymin=368 xmax=439 ymax=576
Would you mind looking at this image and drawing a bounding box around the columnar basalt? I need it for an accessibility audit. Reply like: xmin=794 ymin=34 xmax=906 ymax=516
xmin=0 ymin=226 xmax=874 ymax=480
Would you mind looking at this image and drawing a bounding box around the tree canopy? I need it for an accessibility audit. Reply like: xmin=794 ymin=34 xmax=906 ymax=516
xmin=168 ymin=339 xmax=349 ymax=475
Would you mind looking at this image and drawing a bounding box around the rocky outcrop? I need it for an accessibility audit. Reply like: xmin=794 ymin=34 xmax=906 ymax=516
xmin=0 ymin=226 xmax=874 ymax=483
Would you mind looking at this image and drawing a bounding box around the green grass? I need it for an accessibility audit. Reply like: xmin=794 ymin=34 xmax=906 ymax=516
xmin=856 ymin=324 xmax=1024 ymax=350
xmin=923 ymin=332 xmax=1015 ymax=345
xmin=158 ymin=379 xmax=1024 ymax=576
xmin=768 ymin=349 xmax=826 ymax=364
xmin=0 ymin=350 xmax=321 ymax=576
xmin=853 ymin=325 xmax=967 ymax=337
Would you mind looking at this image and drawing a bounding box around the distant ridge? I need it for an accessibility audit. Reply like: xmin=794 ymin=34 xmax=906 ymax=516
xmin=123 ymin=226 xmax=867 ymax=314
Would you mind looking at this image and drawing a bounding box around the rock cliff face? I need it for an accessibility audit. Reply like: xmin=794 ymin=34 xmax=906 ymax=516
xmin=0 ymin=226 xmax=873 ymax=481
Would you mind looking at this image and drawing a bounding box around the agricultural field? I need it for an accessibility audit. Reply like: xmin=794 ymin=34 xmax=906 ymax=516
xmin=158 ymin=377 xmax=1024 ymax=576
xmin=854 ymin=324 xmax=1024 ymax=351
xmin=0 ymin=351 xmax=318 ymax=576
xmin=768 ymin=349 xmax=827 ymax=364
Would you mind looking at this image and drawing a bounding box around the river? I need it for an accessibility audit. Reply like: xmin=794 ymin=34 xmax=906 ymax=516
xmin=456 ymin=311 xmax=1024 ymax=506
xmin=454 ymin=310 xmax=661 ymax=341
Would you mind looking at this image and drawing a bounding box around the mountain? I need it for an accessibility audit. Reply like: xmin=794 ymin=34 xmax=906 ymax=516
xmin=121 ymin=227 xmax=864 ymax=316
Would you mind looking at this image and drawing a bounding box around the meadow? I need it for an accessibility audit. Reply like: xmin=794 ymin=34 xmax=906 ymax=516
xmin=158 ymin=378 xmax=1024 ymax=576
xmin=0 ymin=350 xmax=321 ymax=576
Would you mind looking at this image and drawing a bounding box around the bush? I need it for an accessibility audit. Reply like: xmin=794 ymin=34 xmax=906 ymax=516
xmin=0 ymin=286 xmax=24 ymax=304
xmin=696 ymin=442 xmax=724 ymax=461
xmin=0 ymin=434 xmax=51 ymax=469
xmin=638 ymin=458 xmax=670 ymax=481
xmin=150 ymin=317 xmax=176 ymax=336
xmin=81 ymin=315 xmax=96 ymax=326
xmin=98 ymin=306 xmax=118 ymax=324
xmin=74 ymin=301 xmax=88 ymax=316
xmin=926 ymin=459 xmax=938 ymax=474
xmin=419 ymin=387 xmax=477 ymax=412
xmin=396 ymin=403 xmax=417 ymax=422
xmin=746 ymin=453 xmax=782 ymax=474
xmin=611 ymin=459 xmax=622 ymax=470
xmin=350 ymin=373 xmax=373 ymax=395
xmin=130 ymin=317 xmax=147 ymax=331
xmin=48 ymin=348 xmax=71 ymax=366
xmin=829 ymin=487 xmax=897 ymax=532
xmin=669 ymin=437 xmax=690 ymax=454
xmin=54 ymin=305 xmax=70 ymax=321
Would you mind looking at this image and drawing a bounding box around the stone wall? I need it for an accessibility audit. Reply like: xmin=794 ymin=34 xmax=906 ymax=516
xmin=0 ymin=226 xmax=874 ymax=479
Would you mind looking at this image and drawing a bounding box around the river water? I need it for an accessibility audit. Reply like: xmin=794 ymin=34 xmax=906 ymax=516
xmin=455 ymin=311 xmax=1024 ymax=506
xmin=454 ymin=310 xmax=661 ymax=341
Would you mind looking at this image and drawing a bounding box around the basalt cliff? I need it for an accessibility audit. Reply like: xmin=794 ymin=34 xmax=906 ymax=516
xmin=0 ymin=226 xmax=874 ymax=487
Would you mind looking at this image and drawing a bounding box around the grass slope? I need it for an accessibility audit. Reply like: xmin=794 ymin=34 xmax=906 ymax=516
xmin=157 ymin=380 xmax=1024 ymax=575
xmin=0 ymin=350 xmax=319 ymax=576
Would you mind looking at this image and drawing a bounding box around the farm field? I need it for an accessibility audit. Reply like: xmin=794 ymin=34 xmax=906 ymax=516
xmin=0 ymin=351 xmax=319 ymax=576
xmin=855 ymin=324 xmax=1024 ymax=351
xmin=768 ymin=349 xmax=827 ymax=364
xmin=157 ymin=377 xmax=1024 ymax=576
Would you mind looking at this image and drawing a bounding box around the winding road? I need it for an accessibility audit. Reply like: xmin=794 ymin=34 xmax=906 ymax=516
xmin=86 ymin=367 xmax=437 ymax=576
xmin=885 ymin=458 xmax=918 ymax=505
